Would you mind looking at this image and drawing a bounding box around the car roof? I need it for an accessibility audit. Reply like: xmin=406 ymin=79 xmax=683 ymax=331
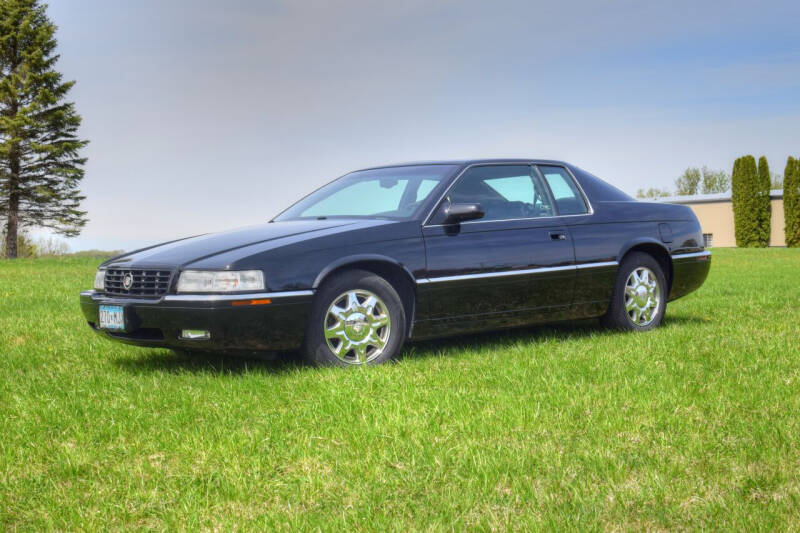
xmin=356 ymin=159 xmax=571 ymax=171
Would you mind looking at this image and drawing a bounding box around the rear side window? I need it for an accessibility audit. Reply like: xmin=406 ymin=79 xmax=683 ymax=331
xmin=537 ymin=166 xmax=589 ymax=215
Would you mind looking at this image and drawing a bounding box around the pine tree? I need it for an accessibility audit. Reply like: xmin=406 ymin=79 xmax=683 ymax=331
xmin=731 ymin=155 xmax=761 ymax=247
xmin=0 ymin=0 xmax=87 ymax=258
xmin=755 ymin=156 xmax=771 ymax=246
xmin=785 ymin=156 xmax=800 ymax=248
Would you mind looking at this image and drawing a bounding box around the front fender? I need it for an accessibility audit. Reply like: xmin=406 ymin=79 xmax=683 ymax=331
xmin=312 ymin=254 xmax=417 ymax=289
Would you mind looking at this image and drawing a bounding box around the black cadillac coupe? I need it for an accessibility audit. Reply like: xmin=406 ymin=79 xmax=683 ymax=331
xmin=81 ymin=160 xmax=710 ymax=366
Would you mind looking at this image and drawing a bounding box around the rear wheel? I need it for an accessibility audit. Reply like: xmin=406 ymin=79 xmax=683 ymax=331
xmin=602 ymin=252 xmax=667 ymax=331
xmin=303 ymin=270 xmax=406 ymax=366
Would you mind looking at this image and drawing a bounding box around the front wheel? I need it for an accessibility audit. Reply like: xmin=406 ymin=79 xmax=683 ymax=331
xmin=601 ymin=252 xmax=667 ymax=331
xmin=303 ymin=270 xmax=406 ymax=366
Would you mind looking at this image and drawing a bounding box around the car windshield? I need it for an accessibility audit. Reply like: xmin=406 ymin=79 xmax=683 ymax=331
xmin=274 ymin=165 xmax=458 ymax=221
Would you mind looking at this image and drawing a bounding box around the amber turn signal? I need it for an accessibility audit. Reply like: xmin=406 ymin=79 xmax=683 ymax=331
xmin=231 ymin=298 xmax=272 ymax=307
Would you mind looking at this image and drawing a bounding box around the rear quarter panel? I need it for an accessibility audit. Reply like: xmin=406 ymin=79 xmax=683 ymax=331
xmin=566 ymin=201 xmax=706 ymax=314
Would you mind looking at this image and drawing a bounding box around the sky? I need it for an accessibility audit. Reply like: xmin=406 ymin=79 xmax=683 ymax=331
xmin=38 ymin=0 xmax=800 ymax=251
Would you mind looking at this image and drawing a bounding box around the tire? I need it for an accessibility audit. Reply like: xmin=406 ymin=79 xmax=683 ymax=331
xmin=303 ymin=270 xmax=407 ymax=366
xmin=601 ymin=251 xmax=667 ymax=331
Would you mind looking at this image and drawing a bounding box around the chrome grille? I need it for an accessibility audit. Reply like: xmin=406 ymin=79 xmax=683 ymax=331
xmin=104 ymin=269 xmax=173 ymax=298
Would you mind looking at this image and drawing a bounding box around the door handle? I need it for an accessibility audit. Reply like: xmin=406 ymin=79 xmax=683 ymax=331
xmin=549 ymin=231 xmax=567 ymax=241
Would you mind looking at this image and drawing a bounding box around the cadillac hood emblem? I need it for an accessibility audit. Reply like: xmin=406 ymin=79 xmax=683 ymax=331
xmin=122 ymin=273 xmax=134 ymax=290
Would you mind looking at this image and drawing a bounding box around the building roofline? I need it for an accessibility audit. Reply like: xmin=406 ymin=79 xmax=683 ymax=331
xmin=655 ymin=189 xmax=783 ymax=204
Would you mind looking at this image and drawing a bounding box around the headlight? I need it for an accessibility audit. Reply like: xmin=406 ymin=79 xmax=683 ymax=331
xmin=93 ymin=269 xmax=106 ymax=290
xmin=176 ymin=270 xmax=265 ymax=293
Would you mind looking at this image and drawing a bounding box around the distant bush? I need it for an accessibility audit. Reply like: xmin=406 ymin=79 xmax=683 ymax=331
xmin=700 ymin=167 xmax=731 ymax=194
xmin=673 ymin=166 xmax=731 ymax=196
xmin=675 ymin=168 xmax=701 ymax=196
xmin=0 ymin=232 xmax=40 ymax=258
xmin=0 ymin=230 xmax=122 ymax=259
xmin=635 ymin=188 xmax=670 ymax=199
xmin=0 ymin=231 xmax=74 ymax=258
xmin=36 ymin=237 xmax=71 ymax=257
xmin=67 ymin=249 xmax=124 ymax=259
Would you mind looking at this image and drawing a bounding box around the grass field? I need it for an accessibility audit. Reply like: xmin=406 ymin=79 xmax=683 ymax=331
xmin=1 ymin=249 xmax=799 ymax=530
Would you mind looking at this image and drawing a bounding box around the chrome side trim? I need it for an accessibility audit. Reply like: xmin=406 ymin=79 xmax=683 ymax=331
xmin=671 ymin=251 xmax=712 ymax=260
xmin=416 ymin=260 xmax=618 ymax=284
xmin=576 ymin=261 xmax=619 ymax=269
xmin=423 ymin=212 xmax=591 ymax=228
xmin=82 ymin=289 xmax=315 ymax=302
xmin=163 ymin=290 xmax=315 ymax=302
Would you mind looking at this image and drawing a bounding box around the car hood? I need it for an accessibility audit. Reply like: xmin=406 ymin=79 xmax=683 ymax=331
xmin=102 ymin=219 xmax=388 ymax=269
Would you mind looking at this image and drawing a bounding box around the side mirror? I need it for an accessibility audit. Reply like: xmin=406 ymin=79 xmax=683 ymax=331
xmin=443 ymin=203 xmax=484 ymax=224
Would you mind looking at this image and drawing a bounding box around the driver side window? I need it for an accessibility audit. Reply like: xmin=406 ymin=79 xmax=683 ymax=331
xmin=438 ymin=165 xmax=554 ymax=223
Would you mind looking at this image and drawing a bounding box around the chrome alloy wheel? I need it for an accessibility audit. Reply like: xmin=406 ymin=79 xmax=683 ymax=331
xmin=624 ymin=266 xmax=661 ymax=326
xmin=324 ymin=290 xmax=391 ymax=364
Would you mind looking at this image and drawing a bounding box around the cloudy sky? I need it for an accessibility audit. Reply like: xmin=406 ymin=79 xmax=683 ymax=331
xmin=43 ymin=0 xmax=800 ymax=251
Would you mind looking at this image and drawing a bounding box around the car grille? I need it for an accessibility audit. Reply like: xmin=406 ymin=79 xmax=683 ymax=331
xmin=104 ymin=269 xmax=173 ymax=298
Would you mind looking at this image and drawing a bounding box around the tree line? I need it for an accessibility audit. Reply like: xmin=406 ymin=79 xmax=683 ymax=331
xmin=637 ymin=156 xmax=800 ymax=247
xmin=636 ymin=167 xmax=732 ymax=199
xmin=735 ymin=155 xmax=800 ymax=248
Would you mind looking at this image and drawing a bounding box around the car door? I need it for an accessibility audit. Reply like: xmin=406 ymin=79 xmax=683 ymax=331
xmin=419 ymin=164 xmax=576 ymax=326
xmin=535 ymin=164 xmax=609 ymax=315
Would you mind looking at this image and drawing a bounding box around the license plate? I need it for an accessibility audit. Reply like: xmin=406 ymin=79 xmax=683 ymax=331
xmin=98 ymin=305 xmax=125 ymax=330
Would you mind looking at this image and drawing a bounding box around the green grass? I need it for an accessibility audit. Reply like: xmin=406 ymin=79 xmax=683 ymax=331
xmin=1 ymin=249 xmax=799 ymax=530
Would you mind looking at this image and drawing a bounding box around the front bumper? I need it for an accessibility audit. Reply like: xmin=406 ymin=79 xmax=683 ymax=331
xmin=79 ymin=290 xmax=314 ymax=352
